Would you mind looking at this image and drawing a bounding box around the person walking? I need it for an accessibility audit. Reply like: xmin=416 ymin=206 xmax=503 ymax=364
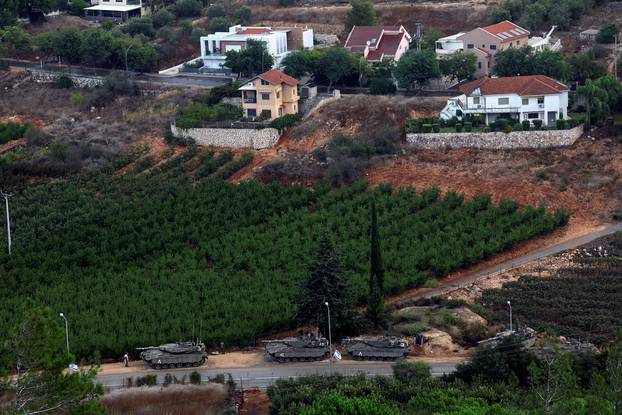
xmin=123 ymin=353 xmax=129 ymax=367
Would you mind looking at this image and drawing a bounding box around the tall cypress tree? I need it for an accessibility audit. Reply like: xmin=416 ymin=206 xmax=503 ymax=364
xmin=366 ymin=198 xmax=386 ymax=328
xmin=294 ymin=233 xmax=356 ymax=338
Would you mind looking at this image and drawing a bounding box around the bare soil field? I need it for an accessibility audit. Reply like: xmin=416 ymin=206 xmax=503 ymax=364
xmin=240 ymin=389 xmax=271 ymax=415
xmin=101 ymin=384 xmax=231 ymax=415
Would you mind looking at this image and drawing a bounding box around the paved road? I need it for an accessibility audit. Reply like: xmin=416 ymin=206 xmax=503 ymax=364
xmin=1 ymin=58 xmax=232 ymax=88
xmin=410 ymin=222 xmax=622 ymax=301
xmin=97 ymin=360 xmax=458 ymax=390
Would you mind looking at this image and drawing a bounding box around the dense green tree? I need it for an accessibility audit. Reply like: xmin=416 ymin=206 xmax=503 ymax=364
xmin=492 ymin=46 xmax=532 ymax=77
xmin=318 ymin=47 xmax=358 ymax=90
xmin=300 ymin=394 xmax=399 ymax=415
xmin=78 ymin=29 xmax=113 ymax=67
xmin=392 ymin=360 xmax=431 ymax=384
xmin=294 ymin=234 xmax=358 ymax=338
xmin=531 ymin=50 xmax=570 ymax=81
xmin=597 ymin=23 xmax=619 ymax=44
xmin=235 ymin=5 xmax=252 ymax=24
xmin=568 ymin=52 xmax=607 ymax=83
xmin=210 ymin=16 xmax=231 ymax=33
xmin=69 ymin=0 xmax=87 ymax=15
xmin=606 ymin=334 xmax=622 ymax=414
xmin=345 ymin=0 xmax=377 ymax=32
xmin=224 ymin=39 xmax=273 ymax=76
xmin=394 ymin=49 xmax=440 ymax=90
xmin=0 ymin=306 xmax=104 ymax=415
xmin=152 ymin=8 xmax=175 ymax=28
xmin=578 ymin=78 xmax=612 ymax=127
xmin=366 ymin=199 xmax=385 ymax=328
xmin=0 ymin=25 xmax=32 ymax=54
xmin=529 ymin=349 xmax=580 ymax=414
xmin=173 ymin=0 xmax=201 ymax=17
xmin=125 ymin=17 xmax=156 ymax=38
xmin=439 ymin=51 xmax=477 ymax=83
xmin=369 ymin=77 xmax=396 ymax=95
xmin=281 ymin=50 xmax=316 ymax=78
xmin=421 ymin=29 xmax=445 ymax=51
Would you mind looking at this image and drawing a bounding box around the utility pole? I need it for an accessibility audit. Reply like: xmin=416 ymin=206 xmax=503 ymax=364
xmin=125 ymin=44 xmax=134 ymax=72
xmin=415 ymin=22 xmax=422 ymax=52
xmin=1 ymin=191 xmax=11 ymax=256
xmin=324 ymin=302 xmax=332 ymax=373
xmin=59 ymin=313 xmax=69 ymax=354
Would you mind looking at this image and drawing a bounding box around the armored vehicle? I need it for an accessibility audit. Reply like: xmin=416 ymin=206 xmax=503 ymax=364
xmin=138 ymin=342 xmax=207 ymax=369
xmin=264 ymin=334 xmax=329 ymax=363
xmin=345 ymin=336 xmax=409 ymax=360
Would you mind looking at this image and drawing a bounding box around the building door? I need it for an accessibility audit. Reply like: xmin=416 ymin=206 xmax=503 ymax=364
xmin=547 ymin=111 xmax=556 ymax=127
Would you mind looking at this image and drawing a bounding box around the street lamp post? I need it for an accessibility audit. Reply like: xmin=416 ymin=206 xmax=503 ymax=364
xmin=124 ymin=44 xmax=134 ymax=72
xmin=1 ymin=191 xmax=11 ymax=256
xmin=507 ymin=300 xmax=512 ymax=333
xmin=324 ymin=302 xmax=332 ymax=373
xmin=59 ymin=313 xmax=69 ymax=354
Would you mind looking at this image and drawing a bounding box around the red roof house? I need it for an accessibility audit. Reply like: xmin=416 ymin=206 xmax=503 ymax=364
xmin=344 ymin=25 xmax=412 ymax=62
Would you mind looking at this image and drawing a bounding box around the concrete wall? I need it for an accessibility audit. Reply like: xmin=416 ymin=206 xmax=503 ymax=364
xmin=406 ymin=125 xmax=583 ymax=149
xmin=171 ymin=124 xmax=280 ymax=149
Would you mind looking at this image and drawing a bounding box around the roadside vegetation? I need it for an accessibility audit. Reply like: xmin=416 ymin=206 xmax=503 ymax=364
xmin=0 ymin=161 xmax=567 ymax=357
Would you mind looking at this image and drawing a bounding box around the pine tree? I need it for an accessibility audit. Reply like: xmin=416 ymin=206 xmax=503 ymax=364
xmin=294 ymin=233 xmax=357 ymax=338
xmin=366 ymin=199 xmax=386 ymax=328
xmin=345 ymin=0 xmax=378 ymax=32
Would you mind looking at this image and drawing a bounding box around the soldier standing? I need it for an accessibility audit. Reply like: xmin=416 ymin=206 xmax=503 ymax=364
xmin=123 ymin=353 xmax=129 ymax=367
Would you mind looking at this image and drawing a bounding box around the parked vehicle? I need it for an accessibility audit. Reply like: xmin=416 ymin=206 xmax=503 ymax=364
xmin=344 ymin=336 xmax=409 ymax=360
xmin=138 ymin=342 xmax=207 ymax=369
xmin=264 ymin=334 xmax=329 ymax=363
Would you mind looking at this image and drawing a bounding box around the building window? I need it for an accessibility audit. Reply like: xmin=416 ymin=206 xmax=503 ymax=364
xmin=261 ymin=109 xmax=271 ymax=118
xmin=247 ymin=109 xmax=256 ymax=117
xmin=522 ymin=98 xmax=529 ymax=105
xmin=261 ymin=93 xmax=270 ymax=100
xmin=498 ymin=97 xmax=509 ymax=105
xmin=490 ymin=45 xmax=497 ymax=50
xmin=467 ymin=44 xmax=474 ymax=49
xmin=528 ymin=113 xmax=539 ymax=119
xmin=509 ymin=42 xmax=513 ymax=47
xmin=537 ymin=96 xmax=544 ymax=104
xmin=276 ymin=91 xmax=280 ymax=99
xmin=260 ymin=79 xmax=269 ymax=85
xmin=482 ymin=44 xmax=486 ymax=48
xmin=478 ymin=62 xmax=482 ymax=69
xmin=473 ymin=97 xmax=480 ymax=105
xmin=517 ymin=40 xmax=520 ymax=45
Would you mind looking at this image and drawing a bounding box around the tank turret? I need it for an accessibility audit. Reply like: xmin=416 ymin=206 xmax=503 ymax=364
xmin=344 ymin=336 xmax=409 ymax=361
xmin=138 ymin=341 xmax=207 ymax=369
xmin=264 ymin=334 xmax=329 ymax=363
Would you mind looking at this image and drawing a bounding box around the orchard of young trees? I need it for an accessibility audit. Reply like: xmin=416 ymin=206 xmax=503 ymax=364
xmin=0 ymin=162 xmax=567 ymax=358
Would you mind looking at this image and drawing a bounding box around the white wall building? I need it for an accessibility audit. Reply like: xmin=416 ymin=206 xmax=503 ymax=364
xmin=440 ymin=75 xmax=569 ymax=126
xmin=84 ymin=0 xmax=142 ymax=22
xmin=199 ymin=25 xmax=313 ymax=71
xmin=435 ymin=32 xmax=465 ymax=57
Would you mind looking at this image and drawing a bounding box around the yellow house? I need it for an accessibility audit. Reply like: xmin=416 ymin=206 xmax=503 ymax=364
xmin=238 ymin=69 xmax=300 ymax=120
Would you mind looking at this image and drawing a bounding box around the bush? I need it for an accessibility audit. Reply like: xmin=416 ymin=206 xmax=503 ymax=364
xmin=270 ymin=113 xmax=303 ymax=131
xmin=483 ymin=126 xmax=491 ymax=133
xmin=513 ymin=122 xmax=523 ymax=131
xmin=422 ymin=124 xmax=432 ymax=133
xmin=54 ymin=75 xmax=74 ymax=89
xmin=191 ymin=27 xmax=206 ymax=44
xmin=455 ymin=124 xmax=463 ymax=132
xmin=503 ymin=125 xmax=513 ymax=134
xmin=556 ymin=118 xmax=566 ymax=130
xmin=463 ymin=121 xmax=472 ymax=132
xmin=70 ymin=93 xmax=85 ymax=106
xmin=235 ymin=6 xmax=252 ymax=24
xmin=0 ymin=122 xmax=29 ymax=144
xmin=126 ymin=17 xmax=156 ymax=38
xmin=392 ymin=360 xmax=432 ymax=384
xmin=533 ymin=119 xmax=543 ymax=130
xmin=24 ymin=127 xmax=53 ymax=147
xmin=521 ymin=119 xmax=530 ymax=131
xmin=210 ymin=16 xmax=230 ymax=33
xmin=495 ymin=119 xmax=509 ymax=131
xmin=369 ymin=77 xmax=396 ymax=95
xmin=207 ymin=4 xmax=226 ymax=18
xmin=432 ymin=123 xmax=440 ymax=133
xmin=173 ymin=0 xmax=202 ymax=17
xmin=152 ymin=8 xmax=175 ymax=28
xmin=405 ymin=119 xmax=423 ymax=133
xmin=136 ymin=374 xmax=157 ymax=386
xmin=69 ymin=0 xmax=87 ymax=15
xmin=190 ymin=370 xmax=201 ymax=385
xmin=596 ymin=23 xmax=619 ymax=44
xmin=489 ymin=121 xmax=496 ymax=131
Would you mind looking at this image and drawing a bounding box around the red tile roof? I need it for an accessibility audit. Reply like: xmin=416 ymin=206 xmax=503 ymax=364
xmin=238 ymin=28 xmax=273 ymax=35
xmin=256 ymin=69 xmax=299 ymax=86
xmin=459 ymin=75 xmax=568 ymax=96
xmin=344 ymin=26 xmax=403 ymax=47
xmin=482 ymin=20 xmax=529 ymax=41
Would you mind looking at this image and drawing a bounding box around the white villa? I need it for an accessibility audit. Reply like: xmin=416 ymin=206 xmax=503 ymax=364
xmin=440 ymin=75 xmax=569 ymax=126
xmin=84 ymin=0 xmax=142 ymax=22
xmin=199 ymin=25 xmax=313 ymax=71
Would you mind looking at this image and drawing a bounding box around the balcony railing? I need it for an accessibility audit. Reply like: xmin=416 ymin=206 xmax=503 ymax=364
xmin=244 ymin=98 xmax=257 ymax=103
xmin=462 ymin=106 xmax=521 ymax=113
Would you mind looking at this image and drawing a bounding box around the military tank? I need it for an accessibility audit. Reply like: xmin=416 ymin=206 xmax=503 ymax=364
xmin=344 ymin=336 xmax=409 ymax=360
xmin=138 ymin=342 xmax=207 ymax=369
xmin=264 ymin=334 xmax=330 ymax=363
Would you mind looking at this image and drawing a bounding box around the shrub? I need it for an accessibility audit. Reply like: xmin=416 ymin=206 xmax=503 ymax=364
xmin=24 ymin=127 xmax=53 ymax=147
xmin=392 ymin=361 xmax=431 ymax=384
xmin=191 ymin=27 xmax=206 ymax=44
xmin=462 ymin=323 xmax=490 ymax=346
xmin=369 ymin=77 xmax=396 ymax=95
xmin=556 ymin=118 xmax=566 ymax=130
xmin=236 ymin=6 xmax=252 ymax=24
xmin=173 ymin=0 xmax=202 ymax=17
xmin=190 ymin=370 xmax=201 ymax=385
xmin=0 ymin=122 xmax=30 ymax=144
xmin=503 ymin=125 xmax=513 ymax=134
xmin=163 ymin=373 xmax=173 ymax=386
xmin=179 ymin=20 xmax=193 ymax=34
xmin=463 ymin=121 xmax=472 ymax=132
xmin=136 ymin=374 xmax=157 ymax=386
xmin=455 ymin=124 xmax=463 ymax=132
xmin=126 ymin=17 xmax=156 ymax=38
xmin=405 ymin=119 xmax=423 ymax=133
xmin=152 ymin=8 xmax=175 ymax=28
xmin=210 ymin=16 xmax=230 ymax=33
xmin=489 ymin=121 xmax=496 ymax=131
xmin=513 ymin=122 xmax=523 ymax=131
xmin=533 ymin=119 xmax=543 ymax=130
xmin=271 ymin=113 xmax=303 ymax=131
xmin=432 ymin=123 xmax=440 ymax=133
xmin=483 ymin=126 xmax=491 ymax=133
xmin=495 ymin=119 xmax=509 ymax=131
xmin=54 ymin=75 xmax=74 ymax=89
xmin=207 ymin=4 xmax=226 ymax=18
xmin=521 ymin=119 xmax=530 ymax=131
xmin=70 ymin=93 xmax=85 ymax=106
xmin=596 ymin=23 xmax=619 ymax=44
xmin=69 ymin=0 xmax=87 ymax=15
xmin=422 ymin=124 xmax=432 ymax=133
xmin=566 ymin=118 xmax=579 ymax=128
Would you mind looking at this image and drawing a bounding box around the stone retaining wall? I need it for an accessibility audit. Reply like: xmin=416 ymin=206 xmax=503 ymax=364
xmin=406 ymin=125 xmax=583 ymax=149
xmin=171 ymin=124 xmax=280 ymax=149
xmin=28 ymin=70 xmax=104 ymax=88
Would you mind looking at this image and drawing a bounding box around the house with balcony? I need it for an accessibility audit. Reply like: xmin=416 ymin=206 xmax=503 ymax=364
xmin=435 ymin=21 xmax=562 ymax=77
xmin=84 ymin=0 xmax=142 ymax=22
xmin=238 ymin=69 xmax=300 ymax=120
xmin=439 ymin=75 xmax=569 ymax=126
xmin=199 ymin=25 xmax=313 ymax=71
xmin=344 ymin=26 xmax=411 ymax=63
